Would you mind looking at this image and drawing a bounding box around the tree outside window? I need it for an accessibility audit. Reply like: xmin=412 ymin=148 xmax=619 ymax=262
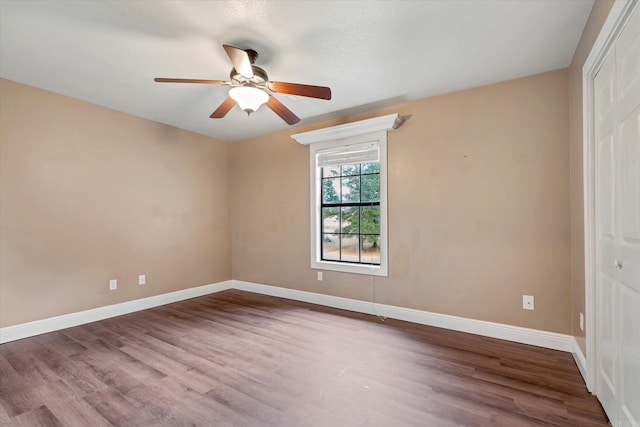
xmin=320 ymin=162 xmax=380 ymax=264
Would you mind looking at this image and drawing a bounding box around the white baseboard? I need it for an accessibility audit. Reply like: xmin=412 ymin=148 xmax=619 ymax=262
xmin=0 ymin=280 xmax=233 ymax=344
xmin=572 ymin=337 xmax=589 ymax=388
xmin=233 ymin=280 xmax=574 ymax=353
xmin=1 ymin=279 xmax=575 ymax=356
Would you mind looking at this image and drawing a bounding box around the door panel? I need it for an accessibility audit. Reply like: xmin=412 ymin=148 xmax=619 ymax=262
xmin=620 ymin=286 xmax=640 ymax=426
xmin=596 ymin=48 xmax=615 ymax=140
xmin=616 ymin=1 xmax=640 ymax=99
xmin=596 ymin=55 xmax=615 ymax=140
xmin=619 ymin=108 xmax=640 ymax=243
xmin=598 ymin=273 xmax=617 ymax=398
xmin=597 ymin=135 xmax=616 ymax=239
xmin=619 ymin=106 xmax=640 ymax=293
xmin=617 ymin=28 xmax=638 ymax=99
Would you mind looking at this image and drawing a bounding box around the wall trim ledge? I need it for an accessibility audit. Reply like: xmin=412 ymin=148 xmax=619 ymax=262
xmin=233 ymin=280 xmax=574 ymax=353
xmin=0 ymin=280 xmax=234 ymax=343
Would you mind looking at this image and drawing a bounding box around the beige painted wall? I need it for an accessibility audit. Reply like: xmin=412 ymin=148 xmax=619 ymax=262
xmin=0 ymin=61 xmax=577 ymax=335
xmin=568 ymin=0 xmax=614 ymax=353
xmin=232 ymin=69 xmax=572 ymax=334
xmin=0 ymin=78 xmax=231 ymax=327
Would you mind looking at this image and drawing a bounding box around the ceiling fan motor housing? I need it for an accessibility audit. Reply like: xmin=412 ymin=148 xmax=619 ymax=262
xmin=230 ymin=65 xmax=268 ymax=87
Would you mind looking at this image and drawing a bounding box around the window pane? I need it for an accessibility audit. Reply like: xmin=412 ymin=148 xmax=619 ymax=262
xmin=322 ymin=234 xmax=340 ymax=260
xmin=322 ymin=207 xmax=339 ymax=233
xmin=340 ymin=207 xmax=359 ymax=234
xmin=361 ymin=235 xmax=380 ymax=264
xmin=341 ymin=164 xmax=360 ymax=176
xmin=322 ymin=178 xmax=340 ymax=203
xmin=361 ymin=206 xmax=380 ymax=234
xmin=361 ymin=162 xmax=380 ymax=174
xmin=341 ymin=235 xmax=360 ymax=262
xmin=361 ymin=174 xmax=380 ymax=202
xmin=341 ymin=176 xmax=360 ymax=202
xmin=322 ymin=166 xmax=340 ymax=177
xmin=317 ymin=153 xmax=382 ymax=268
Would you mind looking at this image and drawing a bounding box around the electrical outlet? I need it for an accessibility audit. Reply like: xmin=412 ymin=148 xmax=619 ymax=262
xmin=580 ymin=312 xmax=584 ymax=331
xmin=109 ymin=279 xmax=117 ymax=291
xmin=139 ymin=274 xmax=146 ymax=285
xmin=317 ymin=271 xmax=323 ymax=281
xmin=523 ymin=295 xmax=534 ymax=310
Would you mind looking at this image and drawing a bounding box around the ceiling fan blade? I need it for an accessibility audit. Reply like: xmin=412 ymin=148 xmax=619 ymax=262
xmin=154 ymin=78 xmax=228 ymax=85
xmin=210 ymin=97 xmax=237 ymax=119
xmin=266 ymin=96 xmax=300 ymax=125
xmin=223 ymin=44 xmax=254 ymax=79
xmin=268 ymin=81 xmax=331 ymax=100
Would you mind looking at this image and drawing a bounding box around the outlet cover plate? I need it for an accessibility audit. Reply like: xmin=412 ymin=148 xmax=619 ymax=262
xmin=139 ymin=274 xmax=146 ymax=285
xmin=523 ymin=295 xmax=534 ymax=310
xmin=109 ymin=279 xmax=117 ymax=291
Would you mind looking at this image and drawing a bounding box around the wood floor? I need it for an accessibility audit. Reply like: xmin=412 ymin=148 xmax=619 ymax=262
xmin=0 ymin=290 xmax=608 ymax=426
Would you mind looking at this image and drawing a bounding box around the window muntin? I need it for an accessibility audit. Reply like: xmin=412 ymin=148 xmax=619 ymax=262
xmin=320 ymin=162 xmax=380 ymax=265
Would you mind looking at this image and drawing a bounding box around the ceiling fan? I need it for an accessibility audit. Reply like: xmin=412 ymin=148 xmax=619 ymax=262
xmin=154 ymin=44 xmax=332 ymax=125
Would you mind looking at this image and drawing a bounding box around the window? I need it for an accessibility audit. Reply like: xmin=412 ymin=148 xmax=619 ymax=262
xmin=310 ymin=134 xmax=387 ymax=275
xmin=292 ymin=114 xmax=401 ymax=277
xmin=320 ymin=150 xmax=381 ymax=265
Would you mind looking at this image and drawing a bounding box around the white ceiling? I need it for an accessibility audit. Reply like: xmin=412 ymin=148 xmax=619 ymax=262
xmin=0 ymin=0 xmax=594 ymax=142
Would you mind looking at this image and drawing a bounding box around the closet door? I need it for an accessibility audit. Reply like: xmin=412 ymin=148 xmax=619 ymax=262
xmin=615 ymin=6 xmax=639 ymax=425
xmin=594 ymin=5 xmax=640 ymax=426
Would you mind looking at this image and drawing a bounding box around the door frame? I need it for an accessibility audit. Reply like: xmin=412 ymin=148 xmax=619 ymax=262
xmin=583 ymin=0 xmax=638 ymax=393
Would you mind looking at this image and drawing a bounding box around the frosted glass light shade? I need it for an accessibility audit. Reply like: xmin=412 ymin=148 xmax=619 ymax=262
xmin=229 ymin=86 xmax=269 ymax=114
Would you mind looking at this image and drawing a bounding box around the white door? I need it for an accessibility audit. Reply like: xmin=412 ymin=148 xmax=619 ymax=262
xmin=594 ymin=5 xmax=640 ymax=426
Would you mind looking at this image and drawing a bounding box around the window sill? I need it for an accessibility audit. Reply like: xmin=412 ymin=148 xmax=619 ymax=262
xmin=312 ymin=260 xmax=388 ymax=277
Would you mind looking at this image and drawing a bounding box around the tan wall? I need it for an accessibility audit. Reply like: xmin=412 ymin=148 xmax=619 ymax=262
xmin=0 ymin=63 xmax=578 ymax=335
xmin=568 ymin=0 xmax=614 ymax=353
xmin=0 ymin=78 xmax=231 ymax=327
xmin=232 ymin=69 xmax=572 ymax=334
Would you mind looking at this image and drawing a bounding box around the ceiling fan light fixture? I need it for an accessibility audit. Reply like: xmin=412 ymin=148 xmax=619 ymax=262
xmin=155 ymin=44 xmax=330 ymax=124
xmin=229 ymin=86 xmax=269 ymax=114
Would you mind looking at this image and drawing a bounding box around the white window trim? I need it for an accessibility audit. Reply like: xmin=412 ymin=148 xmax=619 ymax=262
xmin=292 ymin=113 xmax=402 ymax=277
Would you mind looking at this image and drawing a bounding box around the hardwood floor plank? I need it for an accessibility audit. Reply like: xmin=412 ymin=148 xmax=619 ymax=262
xmin=29 ymin=344 xmax=107 ymax=397
xmin=0 ymin=405 xmax=11 ymax=425
xmin=0 ymin=290 xmax=608 ymax=426
xmin=30 ymin=379 xmax=114 ymax=427
xmin=2 ymin=405 xmax=63 ymax=427
xmin=72 ymin=338 xmax=166 ymax=384
xmin=127 ymin=375 xmax=253 ymax=426
xmin=0 ymin=355 xmax=45 ymax=418
xmin=1 ymin=343 xmax=61 ymax=390
xmin=83 ymin=388 xmax=158 ymax=427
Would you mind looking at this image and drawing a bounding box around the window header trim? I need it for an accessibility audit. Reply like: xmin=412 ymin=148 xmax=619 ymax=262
xmin=291 ymin=113 xmax=403 ymax=145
